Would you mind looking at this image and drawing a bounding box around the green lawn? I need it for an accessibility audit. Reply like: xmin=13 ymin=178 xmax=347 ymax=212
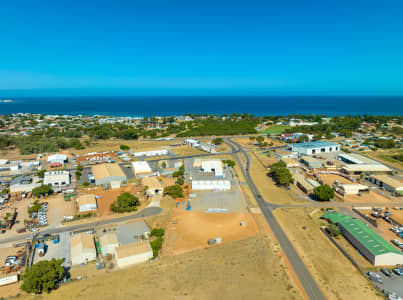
xmin=259 ymin=125 xmax=290 ymax=134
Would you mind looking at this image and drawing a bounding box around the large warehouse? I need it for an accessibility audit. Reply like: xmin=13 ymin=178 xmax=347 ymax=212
xmin=322 ymin=211 xmax=403 ymax=266
xmin=92 ymin=163 xmax=127 ymax=185
xmin=291 ymin=141 xmax=340 ymax=155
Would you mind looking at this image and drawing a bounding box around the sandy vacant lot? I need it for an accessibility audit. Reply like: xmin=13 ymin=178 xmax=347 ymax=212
xmin=19 ymin=235 xmax=303 ymax=300
xmin=249 ymin=152 xmax=308 ymax=205
xmin=164 ymin=210 xmax=259 ymax=256
xmin=274 ymin=207 xmax=380 ymax=300
xmin=83 ymin=184 xmax=145 ymax=217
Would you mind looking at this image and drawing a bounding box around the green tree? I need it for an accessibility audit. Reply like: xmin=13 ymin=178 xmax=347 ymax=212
xmin=256 ymin=136 xmax=264 ymax=144
xmin=37 ymin=170 xmax=46 ymax=178
xmin=176 ymin=177 xmax=184 ymax=185
xmin=222 ymin=159 xmax=236 ymax=168
xmin=32 ymin=185 xmax=53 ymax=198
xmin=110 ymin=192 xmax=140 ymax=213
xmin=163 ymin=184 xmax=184 ymax=198
xmin=326 ymin=224 xmax=341 ymax=237
xmin=298 ymin=135 xmax=309 ymax=143
xmin=269 ymin=161 xmax=293 ymax=186
xmin=21 ymin=259 xmax=65 ymax=294
xmin=28 ymin=204 xmax=42 ymax=215
xmin=212 ymin=137 xmax=223 ymax=145
xmin=314 ymin=185 xmax=334 ymax=201
xmin=120 ymin=144 xmax=130 ymax=151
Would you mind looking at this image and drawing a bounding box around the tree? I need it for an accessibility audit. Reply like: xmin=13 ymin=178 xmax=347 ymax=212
xmin=32 ymin=185 xmax=53 ymax=198
xmin=21 ymin=259 xmax=65 ymax=294
xmin=120 ymin=144 xmax=130 ymax=151
xmin=110 ymin=192 xmax=140 ymax=213
xmin=163 ymin=184 xmax=184 ymax=198
xmin=313 ymin=185 xmax=334 ymax=201
xmin=212 ymin=137 xmax=223 ymax=145
xmin=176 ymin=177 xmax=184 ymax=185
xmin=28 ymin=204 xmax=42 ymax=215
xmin=222 ymin=159 xmax=236 ymax=168
xmin=298 ymin=135 xmax=309 ymax=143
xmin=269 ymin=161 xmax=293 ymax=186
xmin=256 ymin=136 xmax=264 ymax=144
xmin=37 ymin=170 xmax=46 ymax=178
xmin=326 ymin=224 xmax=341 ymax=237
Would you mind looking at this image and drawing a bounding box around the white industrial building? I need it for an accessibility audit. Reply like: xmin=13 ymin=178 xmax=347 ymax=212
xmin=44 ymin=170 xmax=70 ymax=186
xmin=47 ymin=154 xmax=68 ymax=164
xmin=99 ymin=232 xmax=120 ymax=256
xmin=291 ymin=141 xmax=340 ymax=155
xmin=200 ymin=159 xmax=224 ymax=177
xmin=335 ymin=183 xmax=369 ymax=196
xmin=184 ymin=139 xmax=200 ymax=147
xmin=132 ymin=149 xmax=169 ymax=157
xmin=114 ymin=241 xmax=153 ymax=268
xmin=70 ymin=233 xmax=97 ymax=266
xmin=131 ymin=161 xmax=153 ymax=177
xmin=192 ymin=180 xmax=231 ymax=191
xmin=77 ymin=194 xmax=97 ymax=212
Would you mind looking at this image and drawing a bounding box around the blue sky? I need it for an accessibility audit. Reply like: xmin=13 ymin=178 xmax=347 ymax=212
xmin=1 ymin=0 xmax=402 ymax=96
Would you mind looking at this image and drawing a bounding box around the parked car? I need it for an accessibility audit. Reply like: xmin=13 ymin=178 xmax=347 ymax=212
xmin=392 ymin=267 xmax=403 ymax=276
xmin=381 ymin=268 xmax=393 ymax=277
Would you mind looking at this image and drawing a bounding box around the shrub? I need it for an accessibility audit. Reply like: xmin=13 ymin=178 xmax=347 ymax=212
xmin=163 ymin=184 xmax=184 ymax=199
xmin=110 ymin=192 xmax=140 ymax=213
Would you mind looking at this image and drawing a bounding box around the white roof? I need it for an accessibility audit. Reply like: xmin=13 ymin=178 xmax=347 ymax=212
xmin=338 ymin=153 xmax=364 ymax=164
xmin=342 ymin=164 xmax=391 ymax=172
xmin=131 ymin=161 xmax=152 ymax=174
xmin=201 ymin=160 xmax=223 ymax=177
xmin=47 ymin=154 xmax=67 ymax=162
xmin=0 ymin=159 xmax=9 ymax=165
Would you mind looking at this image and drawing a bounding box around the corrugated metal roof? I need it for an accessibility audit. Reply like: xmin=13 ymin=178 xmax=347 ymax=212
xmin=322 ymin=211 xmax=402 ymax=256
xmin=291 ymin=141 xmax=338 ymax=149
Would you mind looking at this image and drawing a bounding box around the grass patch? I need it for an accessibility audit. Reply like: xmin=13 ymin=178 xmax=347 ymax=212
xmin=258 ymin=125 xmax=290 ymax=134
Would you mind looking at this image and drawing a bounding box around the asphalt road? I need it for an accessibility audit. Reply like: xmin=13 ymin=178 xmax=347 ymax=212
xmin=225 ymin=138 xmax=326 ymax=300
xmin=0 ymin=207 xmax=162 ymax=244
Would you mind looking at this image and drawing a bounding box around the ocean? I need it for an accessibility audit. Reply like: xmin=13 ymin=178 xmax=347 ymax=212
xmin=0 ymin=96 xmax=402 ymax=116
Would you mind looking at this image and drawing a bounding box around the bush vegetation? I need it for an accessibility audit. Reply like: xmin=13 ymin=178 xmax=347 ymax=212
xmin=110 ymin=192 xmax=140 ymax=213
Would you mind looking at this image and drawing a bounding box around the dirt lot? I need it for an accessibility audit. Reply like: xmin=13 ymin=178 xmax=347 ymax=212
xmin=318 ymin=173 xmax=391 ymax=203
xmin=249 ymin=151 xmax=308 ymax=205
xmin=274 ymin=207 xmax=380 ymax=300
xmin=19 ymin=234 xmax=303 ymax=300
xmin=0 ymin=198 xmax=35 ymax=238
xmin=47 ymin=194 xmax=75 ymax=227
xmin=73 ymin=140 xmax=205 ymax=157
xmin=84 ymin=184 xmax=145 ymax=217
xmin=232 ymin=137 xmax=284 ymax=150
xmin=163 ymin=210 xmax=259 ymax=256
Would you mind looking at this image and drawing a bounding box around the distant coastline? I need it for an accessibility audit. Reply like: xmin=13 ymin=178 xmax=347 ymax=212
xmin=0 ymin=99 xmax=13 ymax=103
xmin=0 ymin=96 xmax=401 ymax=116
